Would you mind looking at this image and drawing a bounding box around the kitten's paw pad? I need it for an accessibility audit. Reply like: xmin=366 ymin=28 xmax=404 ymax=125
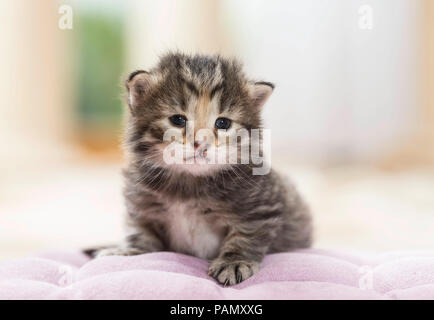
xmin=208 ymin=260 xmax=259 ymax=286
xmin=94 ymin=247 xmax=145 ymax=258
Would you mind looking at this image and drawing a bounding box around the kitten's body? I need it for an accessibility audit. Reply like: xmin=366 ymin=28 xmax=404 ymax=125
xmin=121 ymin=166 xmax=311 ymax=261
xmin=86 ymin=53 xmax=312 ymax=285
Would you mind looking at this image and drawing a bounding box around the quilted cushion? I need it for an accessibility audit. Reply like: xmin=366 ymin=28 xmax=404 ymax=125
xmin=1 ymin=249 xmax=434 ymax=299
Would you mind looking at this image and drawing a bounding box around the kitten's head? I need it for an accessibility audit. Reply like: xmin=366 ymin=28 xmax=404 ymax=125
xmin=125 ymin=52 xmax=273 ymax=176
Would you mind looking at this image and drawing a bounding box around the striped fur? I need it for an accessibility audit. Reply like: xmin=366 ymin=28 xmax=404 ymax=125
xmin=85 ymin=53 xmax=313 ymax=285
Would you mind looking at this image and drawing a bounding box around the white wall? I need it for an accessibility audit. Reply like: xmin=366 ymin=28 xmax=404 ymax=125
xmin=125 ymin=0 xmax=226 ymax=71
xmin=0 ymin=1 xmax=73 ymax=170
xmin=222 ymin=0 xmax=423 ymax=163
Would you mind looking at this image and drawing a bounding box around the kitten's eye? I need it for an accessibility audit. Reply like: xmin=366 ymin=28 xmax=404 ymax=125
xmin=215 ymin=117 xmax=232 ymax=130
xmin=169 ymin=114 xmax=187 ymax=127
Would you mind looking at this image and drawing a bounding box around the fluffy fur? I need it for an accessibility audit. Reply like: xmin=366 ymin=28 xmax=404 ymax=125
xmin=85 ymin=53 xmax=313 ymax=285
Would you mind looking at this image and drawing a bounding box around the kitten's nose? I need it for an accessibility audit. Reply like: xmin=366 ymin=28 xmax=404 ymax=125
xmin=194 ymin=141 xmax=209 ymax=158
xmin=194 ymin=141 xmax=209 ymax=150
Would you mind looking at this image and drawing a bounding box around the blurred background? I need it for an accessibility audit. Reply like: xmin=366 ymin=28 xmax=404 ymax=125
xmin=1 ymin=0 xmax=433 ymax=260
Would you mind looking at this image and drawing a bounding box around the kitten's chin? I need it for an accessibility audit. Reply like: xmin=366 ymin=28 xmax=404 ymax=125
xmin=168 ymin=162 xmax=226 ymax=177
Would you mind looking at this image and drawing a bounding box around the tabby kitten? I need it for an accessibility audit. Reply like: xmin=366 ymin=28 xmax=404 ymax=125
xmin=86 ymin=53 xmax=312 ymax=285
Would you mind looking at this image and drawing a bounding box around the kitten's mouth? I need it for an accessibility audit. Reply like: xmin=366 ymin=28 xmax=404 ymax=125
xmin=185 ymin=154 xmax=211 ymax=164
xmin=183 ymin=148 xmax=210 ymax=164
xmin=198 ymin=148 xmax=208 ymax=158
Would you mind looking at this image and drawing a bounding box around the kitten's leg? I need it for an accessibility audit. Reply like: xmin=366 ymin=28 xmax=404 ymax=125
xmin=208 ymin=225 xmax=273 ymax=286
xmin=85 ymin=228 xmax=164 ymax=258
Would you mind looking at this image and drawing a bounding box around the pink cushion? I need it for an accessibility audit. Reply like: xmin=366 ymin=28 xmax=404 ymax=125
xmin=1 ymin=249 xmax=434 ymax=299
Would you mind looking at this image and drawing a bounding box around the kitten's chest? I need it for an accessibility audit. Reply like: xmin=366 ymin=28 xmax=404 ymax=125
xmin=166 ymin=202 xmax=226 ymax=260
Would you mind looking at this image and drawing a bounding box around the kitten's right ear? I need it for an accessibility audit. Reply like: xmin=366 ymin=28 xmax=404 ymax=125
xmin=248 ymin=81 xmax=274 ymax=109
xmin=125 ymin=70 xmax=155 ymax=113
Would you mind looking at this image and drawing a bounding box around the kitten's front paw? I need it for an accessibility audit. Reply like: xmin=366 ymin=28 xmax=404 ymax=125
xmin=208 ymin=259 xmax=259 ymax=286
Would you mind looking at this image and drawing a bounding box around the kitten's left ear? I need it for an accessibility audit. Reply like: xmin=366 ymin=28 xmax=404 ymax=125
xmin=249 ymin=81 xmax=274 ymax=109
